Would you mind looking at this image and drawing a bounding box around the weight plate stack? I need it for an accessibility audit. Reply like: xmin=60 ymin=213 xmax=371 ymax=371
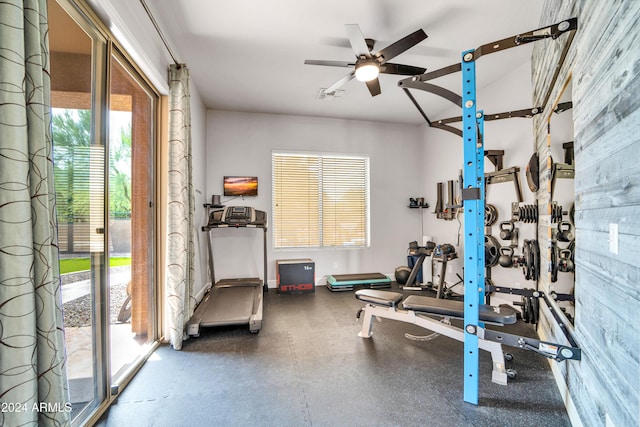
xmin=550 ymin=203 xmax=563 ymax=223
xmin=530 ymin=295 xmax=539 ymax=324
xmin=517 ymin=290 xmax=540 ymax=324
xmin=514 ymin=204 xmax=538 ymax=223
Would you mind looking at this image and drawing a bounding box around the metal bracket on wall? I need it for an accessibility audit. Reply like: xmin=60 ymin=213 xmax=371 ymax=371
xmin=554 ymin=101 xmax=573 ymax=114
xmin=485 ymin=166 xmax=524 ymax=203
xmin=562 ymin=141 xmax=574 ymax=165
xmin=485 ymin=150 xmax=504 ymax=171
xmin=551 ymin=162 xmax=574 ymax=201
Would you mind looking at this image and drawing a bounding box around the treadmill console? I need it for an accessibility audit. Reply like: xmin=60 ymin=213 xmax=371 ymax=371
xmin=207 ymin=206 xmax=267 ymax=228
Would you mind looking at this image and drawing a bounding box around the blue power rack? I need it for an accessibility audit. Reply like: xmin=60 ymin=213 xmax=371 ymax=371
xmin=397 ymin=18 xmax=579 ymax=405
xmin=461 ymin=50 xmax=484 ymax=405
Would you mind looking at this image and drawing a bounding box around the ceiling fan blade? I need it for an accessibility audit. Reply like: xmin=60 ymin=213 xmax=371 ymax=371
xmin=380 ymin=63 xmax=426 ymax=75
xmin=325 ymin=71 xmax=356 ymax=94
xmin=304 ymin=59 xmax=354 ymax=68
xmin=375 ymin=29 xmax=428 ymax=63
xmin=365 ymin=78 xmax=381 ymax=97
xmin=345 ymin=24 xmax=372 ymax=57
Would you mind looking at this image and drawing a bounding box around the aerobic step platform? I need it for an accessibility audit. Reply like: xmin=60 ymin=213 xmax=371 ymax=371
xmin=326 ymin=273 xmax=391 ymax=292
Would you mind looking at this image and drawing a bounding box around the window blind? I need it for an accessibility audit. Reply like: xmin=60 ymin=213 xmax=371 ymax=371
xmin=272 ymin=152 xmax=369 ymax=249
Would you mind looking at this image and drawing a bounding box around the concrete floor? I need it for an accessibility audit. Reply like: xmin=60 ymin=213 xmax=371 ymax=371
xmin=96 ymin=284 xmax=571 ymax=427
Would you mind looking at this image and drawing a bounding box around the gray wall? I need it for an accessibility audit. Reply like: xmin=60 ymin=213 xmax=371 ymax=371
xmin=206 ymin=110 xmax=424 ymax=288
xmin=533 ymin=1 xmax=640 ymax=426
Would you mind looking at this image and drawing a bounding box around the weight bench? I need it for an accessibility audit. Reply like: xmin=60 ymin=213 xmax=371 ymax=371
xmin=355 ymin=289 xmax=518 ymax=385
xmin=355 ymin=289 xmax=581 ymax=386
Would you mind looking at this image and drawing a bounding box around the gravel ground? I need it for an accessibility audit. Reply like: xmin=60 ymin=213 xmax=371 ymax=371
xmin=62 ymin=271 xmax=130 ymax=328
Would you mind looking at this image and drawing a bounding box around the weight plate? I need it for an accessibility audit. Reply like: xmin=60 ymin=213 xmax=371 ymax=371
xmin=522 ymin=240 xmax=531 ymax=280
xmin=485 ymin=204 xmax=498 ymax=226
xmin=551 ymin=242 xmax=559 ymax=283
xmin=531 ymin=295 xmax=539 ymax=325
xmin=568 ymin=240 xmax=575 ymax=263
xmin=531 ymin=240 xmax=540 ymax=281
xmin=485 ymin=235 xmax=500 ymax=267
xmin=523 ymin=294 xmax=532 ymax=323
xmin=570 ymin=203 xmax=575 ymax=225
xmin=526 ymin=153 xmax=539 ymax=192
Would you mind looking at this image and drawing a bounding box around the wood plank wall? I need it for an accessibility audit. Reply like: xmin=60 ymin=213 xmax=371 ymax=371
xmin=532 ymin=1 xmax=640 ymax=426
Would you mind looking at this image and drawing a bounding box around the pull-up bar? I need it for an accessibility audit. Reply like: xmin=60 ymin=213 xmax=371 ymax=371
xmin=398 ymin=18 xmax=577 ymax=137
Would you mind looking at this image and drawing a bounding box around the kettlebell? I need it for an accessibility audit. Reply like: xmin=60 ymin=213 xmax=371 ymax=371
xmin=499 ymin=221 xmax=515 ymax=240
xmin=558 ymin=249 xmax=574 ymax=272
xmin=557 ymin=221 xmax=574 ymax=242
xmin=498 ymin=246 xmax=514 ymax=268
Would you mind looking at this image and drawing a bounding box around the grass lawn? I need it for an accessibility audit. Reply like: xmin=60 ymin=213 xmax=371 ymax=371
xmin=60 ymin=257 xmax=131 ymax=274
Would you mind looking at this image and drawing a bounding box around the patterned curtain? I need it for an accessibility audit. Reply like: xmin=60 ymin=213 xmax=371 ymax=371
xmin=166 ymin=64 xmax=195 ymax=350
xmin=0 ymin=1 xmax=70 ymax=426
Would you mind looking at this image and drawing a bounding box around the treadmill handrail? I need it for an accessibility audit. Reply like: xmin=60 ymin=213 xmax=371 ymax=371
xmin=203 ymin=206 xmax=269 ymax=292
xmin=203 ymin=223 xmax=266 ymax=230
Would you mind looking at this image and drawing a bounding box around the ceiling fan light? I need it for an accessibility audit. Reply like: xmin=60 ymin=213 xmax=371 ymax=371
xmin=355 ymin=62 xmax=379 ymax=82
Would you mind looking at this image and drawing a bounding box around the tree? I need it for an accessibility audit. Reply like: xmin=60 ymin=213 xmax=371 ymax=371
xmin=52 ymin=109 xmax=91 ymax=222
xmin=109 ymin=117 xmax=132 ymax=217
xmin=51 ymin=108 xmax=133 ymax=221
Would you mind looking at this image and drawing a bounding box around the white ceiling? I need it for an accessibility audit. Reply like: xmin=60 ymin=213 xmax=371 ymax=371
xmin=146 ymin=0 xmax=544 ymax=125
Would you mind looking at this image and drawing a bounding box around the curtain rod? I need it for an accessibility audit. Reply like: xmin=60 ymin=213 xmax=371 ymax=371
xmin=139 ymin=0 xmax=180 ymax=65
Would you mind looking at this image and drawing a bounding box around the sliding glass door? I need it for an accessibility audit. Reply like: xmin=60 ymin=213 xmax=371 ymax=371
xmin=49 ymin=0 xmax=159 ymax=424
xmin=50 ymin=0 xmax=107 ymax=420
xmin=108 ymin=49 xmax=156 ymax=388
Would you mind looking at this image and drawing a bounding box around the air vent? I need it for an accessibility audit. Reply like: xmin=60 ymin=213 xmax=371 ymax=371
xmin=316 ymin=88 xmax=345 ymax=100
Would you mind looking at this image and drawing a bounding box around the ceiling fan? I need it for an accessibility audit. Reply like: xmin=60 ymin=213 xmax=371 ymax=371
xmin=305 ymin=24 xmax=428 ymax=97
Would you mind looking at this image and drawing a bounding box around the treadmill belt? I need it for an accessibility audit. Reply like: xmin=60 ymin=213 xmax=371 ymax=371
xmin=200 ymin=286 xmax=256 ymax=326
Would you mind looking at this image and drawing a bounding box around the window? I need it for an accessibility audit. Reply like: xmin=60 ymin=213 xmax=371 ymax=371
xmin=272 ymin=152 xmax=369 ymax=249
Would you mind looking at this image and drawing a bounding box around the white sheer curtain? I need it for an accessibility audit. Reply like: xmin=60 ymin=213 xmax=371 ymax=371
xmin=166 ymin=64 xmax=195 ymax=350
xmin=0 ymin=1 xmax=70 ymax=425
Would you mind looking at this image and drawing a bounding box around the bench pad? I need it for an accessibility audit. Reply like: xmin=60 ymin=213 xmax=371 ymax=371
xmin=355 ymin=289 xmax=403 ymax=307
xmin=402 ymin=295 xmax=517 ymax=325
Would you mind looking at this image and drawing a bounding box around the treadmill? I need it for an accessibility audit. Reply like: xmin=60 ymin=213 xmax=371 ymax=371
xmin=186 ymin=206 xmax=267 ymax=336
